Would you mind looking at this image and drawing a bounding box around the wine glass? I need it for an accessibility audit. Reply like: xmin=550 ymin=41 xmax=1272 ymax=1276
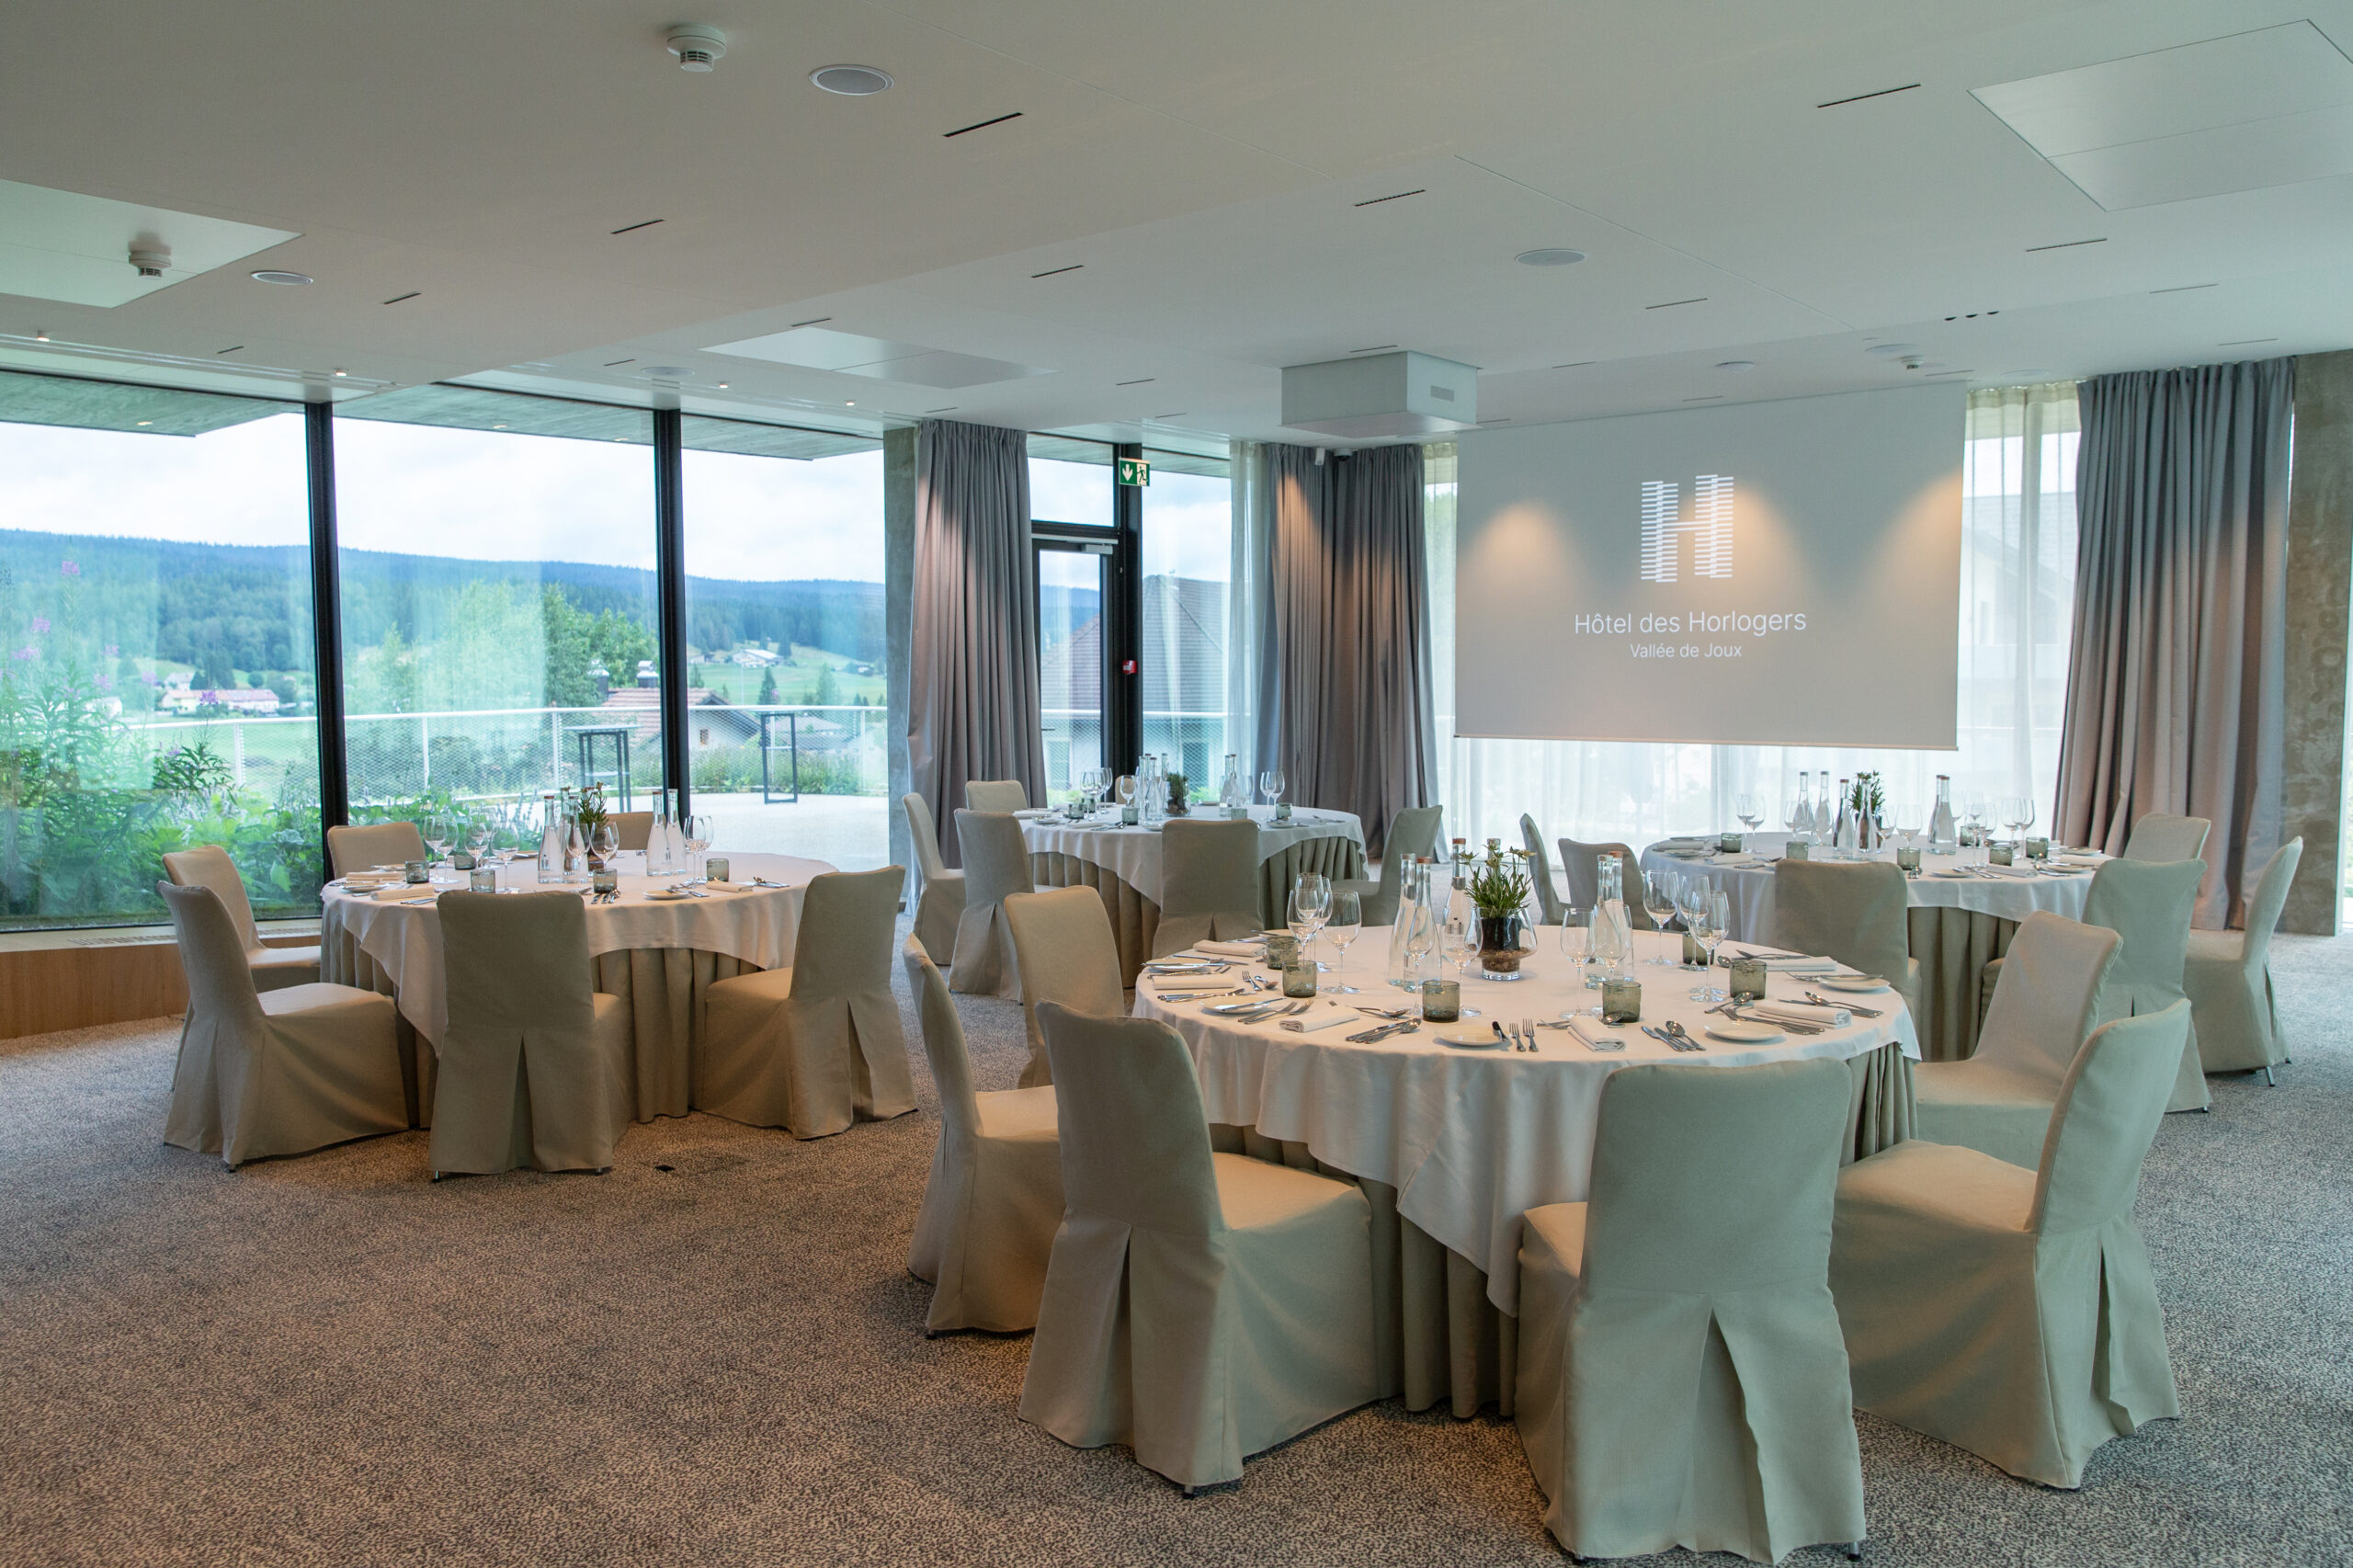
xmin=1258 ymin=768 xmax=1286 ymax=810
xmin=1322 ymin=890 xmax=1362 ymax=994
xmin=1558 ymin=907 xmax=1595 ymax=998
xmin=684 ymin=813 xmax=712 ymax=879
xmin=1290 ymin=871 xmax=1331 ymax=972
xmin=468 ymin=812 xmax=494 ymax=868
xmin=1642 ymin=870 xmax=1680 ymax=966
xmin=1734 ymin=792 xmax=1763 ymax=833
xmin=2015 ymin=796 xmax=2040 ymax=854
xmin=1784 ymin=793 xmax=1809 ymax=842
xmin=1684 ymin=885 xmax=1730 ymax=1003
xmin=423 ymin=813 xmax=453 ymax=871
xmin=1893 ymin=801 xmax=1925 ymax=851
xmin=590 ymin=820 xmax=619 ymax=873
xmin=1439 ymin=901 xmax=1482 ymax=1016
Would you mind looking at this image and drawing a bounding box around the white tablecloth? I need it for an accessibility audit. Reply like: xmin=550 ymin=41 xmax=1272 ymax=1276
xmin=1019 ymin=805 xmax=1363 ymax=903
xmin=319 ymin=851 xmax=828 ymax=1045
xmin=1639 ymin=832 xmax=2099 ymax=942
xmin=1136 ymin=928 xmax=1917 ymax=1319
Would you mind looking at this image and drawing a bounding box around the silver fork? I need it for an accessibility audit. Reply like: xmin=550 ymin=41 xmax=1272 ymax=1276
xmin=1804 ymin=991 xmax=1883 ymax=1017
xmin=1520 ymin=1016 xmax=1539 ymax=1052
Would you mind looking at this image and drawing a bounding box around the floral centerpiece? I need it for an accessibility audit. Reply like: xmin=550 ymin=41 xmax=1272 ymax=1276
xmin=1847 ymin=771 xmax=1885 ymax=849
xmin=1165 ymin=772 xmax=1189 ymax=816
xmin=574 ymin=783 xmax=611 ymax=869
xmin=1470 ymin=836 xmax=1535 ymax=973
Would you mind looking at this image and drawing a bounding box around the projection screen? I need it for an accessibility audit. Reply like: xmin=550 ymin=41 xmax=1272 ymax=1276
xmin=1454 ymin=383 xmax=1964 ymax=748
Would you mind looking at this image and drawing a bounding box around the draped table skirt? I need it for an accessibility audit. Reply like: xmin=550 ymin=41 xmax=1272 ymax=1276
xmin=1029 ymin=833 xmax=1367 ymax=983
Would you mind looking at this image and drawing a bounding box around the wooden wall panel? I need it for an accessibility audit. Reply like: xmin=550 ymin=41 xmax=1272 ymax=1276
xmin=0 ymin=942 xmax=188 ymax=1040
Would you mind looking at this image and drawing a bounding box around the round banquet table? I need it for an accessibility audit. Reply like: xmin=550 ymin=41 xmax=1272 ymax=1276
xmin=320 ymin=851 xmax=831 ymax=1127
xmin=1135 ymin=926 xmax=1918 ymax=1418
xmin=1022 ymin=805 xmax=1366 ymax=983
xmin=1641 ymin=832 xmax=2105 ymax=1062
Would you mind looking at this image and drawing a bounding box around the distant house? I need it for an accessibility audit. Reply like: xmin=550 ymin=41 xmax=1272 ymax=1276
xmin=591 ymin=687 xmax=761 ymax=750
xmin=158 ymin=687 xmax=280 ymax=716
xmin=1037 ymin=574 xmax=1229 ymax=715
xmin=731 ymin=647 xmax=782 ymax=667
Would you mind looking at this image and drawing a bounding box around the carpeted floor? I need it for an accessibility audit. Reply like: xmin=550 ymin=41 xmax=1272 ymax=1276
xmin=3 ymin=930 xmax=2348 ymax=1568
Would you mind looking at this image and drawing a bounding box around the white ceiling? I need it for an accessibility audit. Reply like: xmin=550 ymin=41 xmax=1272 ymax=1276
xmin=1 ymin=0 xmax=2348 ymax=449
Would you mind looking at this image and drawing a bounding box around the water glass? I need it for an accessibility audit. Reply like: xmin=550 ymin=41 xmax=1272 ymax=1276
xmin=685 ymin=814 xmax=712 ymax=878
xmin=1323 ymin=891 xmax=1362 ymax=994
xmin=1641 ymin=873 xmax=1679 ymax=965
xmin=469 ymin=866 xmax=498 ymax=893
xmin=592 ymin=869 xmax=620 ymax=896
xmin=1290 ymin=872 xmax=1332 ymax=970
xmin=1601 ymin=978 xmax=1642 ymax=1024
xmin=404 ymin=859 xmax=429 ymax=885
xmin=1420 ymin=978 xmax=1461 ymax=1023
xmin=1282 ymin=964 xmax=1319 ymax=999
xmin=1896 ymin=846 xmax=1922 ymax=875
xmin=1558 ymin=908 xmax=1594 ymax=988
xmin=1730 ymin=959 xmax=1768 ymax=1001
xmin=1265 ymin=933 xmax=1301 ymax=971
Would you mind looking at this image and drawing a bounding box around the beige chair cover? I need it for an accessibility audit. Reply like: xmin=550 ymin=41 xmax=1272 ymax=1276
xmin=159 ymin=880 xmax=406 ymax=1168
xmin=699 ymin=866 xmax=915 ymax=1138
xmin=1917 ymin=912 xmax=2120 ymax=1167
xmin=325 ymin=821 xmax=428 ymax=879
xmin=1519 ymin=813 xmax=1564 ymax=925
xmin=949 ymin=810 xmax=1033 ymax=995
xmin=1018 ymin=1003 xmax=1375 ymax=1491
xmin=965 ymin=778 xmax=1029 ymax=814
xmin=426 ymin=891 xmax=635 ymax=1176
xmin=903 ymin=792 xmax=967 ymax=965
xmin=1771 ymin=858 xmax=1925 ymax=1020
xmin=1152 ymin=818 xmax=1263 ymax=958
xmin=1517 ymin=1059 xmax=1863 ymax=1563
xmin=1004 ymin=887 xmax=1126 ymax=1089
xmin=2123 ymin=812 xmax=2211 ymax=862
xmin=163 ymin=844 xmax=320 ymax=992
xmin=901 ymin=938 xmax=1063 ymax=1333
xmin=1559 ymin=838 xmax=1657 ymax=929
xmin=1830 ymin=1002 xmax=2190 ymax=1488
xmin=1335 ymin=803 xmax=1441 ymax=928
xmin=609 ymin=812 xmax=653 ymax=852
xmin=2080 ymin=858 xmax=2210 ymax=1112
xmin=2188 ymin=837 xmax=2302 ymax=1075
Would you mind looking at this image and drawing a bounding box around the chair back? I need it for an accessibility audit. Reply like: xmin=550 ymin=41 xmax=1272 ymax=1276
xmin=1558 ymin=838 xmax=1653 ymax=928
xmin=2031 ymin=1002 xmax=2192 ymax=1237
xmin=1769 ymin=859 xmax=1909 ymax=979
xmin=903 ymin=792 xmax=951 ymax=881
xmin=157 ymin=881 xmax=270 ymax=1033
xmin=1160 ymin=818 xmax=1262 ymax=937
xmin=965 ymin=779 xmax=1029 ymax=814
xmin=162 ymin=845 xmax=260 ymax=954
xmin=1037 ymin=1002 xmax=1221 ymax=1238
xmin=609 ymin=812 xmax=653 ymax=853
xmin=787 ymin=867 xmax=905 ymax=1001
xmin=901 ymin=937 xmax=980 ymax=1139
xmin=1976 ymin=911 xmax=2121 ymax=1083
xmin=955 ymin=810 xmax=1036 ymax=906
xmin=1006 ymin=888 xmax=1125 ymax=1022
xmin=438 ymin=890 xmax=596 ymax=1040
xmin=1582 ymin=1059 xmax=1850 ymax=1294
xmin=2123 ymin=812 xmax=2211 ymax=862
xmin=1361 ymin=805 xmax=1442 ymax=925
xmin=326 ymin=821 xmax=428 ymax=879
xmin=1519 ymin=813 xmax=1564 ymax=925
xmin=2081 ymin=858 xmax=2203 ymax=1017
xmin=2237 ymin=837 xmax=2303 ymax=977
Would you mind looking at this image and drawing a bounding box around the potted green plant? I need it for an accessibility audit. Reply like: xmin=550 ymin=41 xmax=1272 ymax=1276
xmin=1847 ymin=771 xmax=1885 ymax=850
xmin=1470 ymin=837 xmax=1535 ymax=973
xmin=1165 ymin=773 xmax=1190 ymax=816
xmin=574 ymin=783 xmax=611 ymax=870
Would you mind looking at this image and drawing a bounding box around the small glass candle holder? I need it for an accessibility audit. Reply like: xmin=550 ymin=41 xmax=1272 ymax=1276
xmin=1989 ymin=844 xmax=2015 ymax=866
xmin=1729 ymin=958 xmax=1768 ymax=1001
xmin=705 ymin=857 xmax=731 ymax=883
xmin=1420 ymin=978 xmax=1461 ymax=1023
xmin=1896 ymin=846 xmax=1922 ymax=875
xmin=450 ymin=848 xmax=476 ymax=870
xmin=1783 ymin=841 xmax=1809 ymax=861
xmin=404 ymin=859 xmax=429 ymax=885
xmin=592 ymin=869 xmax=620 ymax=896
xmin=2025 ymin=836 xmax=2049 ymax=861
xmin=1682 ymin=931 xmax=1707 ymax=968
xmin=1719 ymin=832 xmax=1744 ymax=854
xmin=1282 ymin=964 xmax=1318 ymax=998
xmin=1601 ymin=978 xmax=1642 ymax=1024
xmin=1120 ymin=804 xmax=1140 ymax=825
xmin=1265 ymin=933 xmax=1301 ymax=971
xmin=469 ymin=866 xmax=498 ymax=892
xmin=1274 ymin=801 xmax=1293 ymax=821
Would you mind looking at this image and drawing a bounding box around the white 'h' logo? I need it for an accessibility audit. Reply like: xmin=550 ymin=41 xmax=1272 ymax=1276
xmin=1639 ymin=474 xmax=1735 ymax=582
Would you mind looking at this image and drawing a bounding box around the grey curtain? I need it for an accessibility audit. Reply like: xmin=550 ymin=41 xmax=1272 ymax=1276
xmin=907 ymin=419 xmax=1043 ymax=867
xmin=1250 ymin=444 xmax=1438 ymax=851
xmin=2056 ymin=359 xmax=2291 ymax=927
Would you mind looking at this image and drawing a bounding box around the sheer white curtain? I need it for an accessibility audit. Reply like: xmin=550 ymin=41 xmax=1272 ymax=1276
xmin=1427 ymin=382 xmax=2081 ymax=855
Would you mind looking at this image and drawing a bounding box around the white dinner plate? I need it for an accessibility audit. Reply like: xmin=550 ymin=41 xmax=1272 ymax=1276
xmin=1437 ymin=1028 xmax=1504 ymax=1049
xmin=1812 ymin=973 xmax=1892 ymax=993
xmin=1927 ymin=868 xmax=1975 ymax=879
xmin=645 ymin=888 xmax=691 ymax=901
xmin=1705 ymin=1019 xmax=1785 ymax=1044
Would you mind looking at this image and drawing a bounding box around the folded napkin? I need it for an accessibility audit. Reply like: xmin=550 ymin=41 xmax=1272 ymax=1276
xmin=1193 ymin=938 xmax=1267 ymax=958
xmin=370 ymin=885 xmax=437 ymax=902
xmin=1563 ymin=1013 xmax=1624 ymax=1051
xmin=2050 ymin=854 xmax=2105 ymax=869
xmin=1747 ymin=1000 xmax=1851 ymax=1028
xmin=1279 ymin=1010 xmax=1357 ymax=1033
xmin=1977 ymin=863 xmax=2039 ymax=878
xmin=1726 ymin=946 xmax=1837 ymax=973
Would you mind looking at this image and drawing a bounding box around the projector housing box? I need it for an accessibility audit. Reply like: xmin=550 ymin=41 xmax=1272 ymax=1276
xmin=1281 ymin=350 xmax=1480 ymax=439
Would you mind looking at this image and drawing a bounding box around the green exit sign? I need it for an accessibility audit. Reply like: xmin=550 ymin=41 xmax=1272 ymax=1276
xmin=1116 ymin=457 xmax=1151 ymax=487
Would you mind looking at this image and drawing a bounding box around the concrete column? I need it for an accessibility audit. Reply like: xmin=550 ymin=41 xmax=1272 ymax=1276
xmin=884 ymin=426 xmax=917 ymax=901
xmin=2279 ymin=350 xmax=2353 ymax=934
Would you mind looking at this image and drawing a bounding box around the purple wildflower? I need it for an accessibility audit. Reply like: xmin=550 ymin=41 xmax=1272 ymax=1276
xmin=28 ymin=617 xmax=49 ymax=635
xmin=60 ymin=561 xmax=79 ymax=577
xmin=13 ymin=646 xmax=37 ymax=662
xmin=95 ymin=673 xmax=113 ymax=691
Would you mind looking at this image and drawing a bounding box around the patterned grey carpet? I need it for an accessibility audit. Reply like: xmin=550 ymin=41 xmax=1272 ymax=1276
xmin=2 ymin=929 xmax=2347 ymax=1567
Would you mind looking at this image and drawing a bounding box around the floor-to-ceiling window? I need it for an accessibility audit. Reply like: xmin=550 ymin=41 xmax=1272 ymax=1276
xmin=0 ymin=370 xmax=323 ymax=929
xmin=333 ymin=388 xmax=660 ymax=845
xmin=1029 ymin=436 xmax=1117 ymax=798
xmin=680 ymin=416 xmax=887 ymax=870
xmin=1138 ymin=450 xmax=1233 ymax=785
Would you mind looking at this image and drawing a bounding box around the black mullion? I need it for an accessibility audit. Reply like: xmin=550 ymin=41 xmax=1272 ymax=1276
xmin=1108 ymin=443 xmax=1142 ymax=771
xmin=303 ymin=401 xmax=348 ymax=878
xmin=653 ymin=408 xmax=689 ymax=818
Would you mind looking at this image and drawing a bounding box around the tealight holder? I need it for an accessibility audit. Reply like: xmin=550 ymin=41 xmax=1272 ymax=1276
xmin=1989 ymin=844 xmax=2015 ymax=867
xmin=1120 ymin=804 xmax=1139 ymax=825
xmin=1601 ymin=979 xmax=1642 ymax=1024
xmin=1420 ymin=978 xmax=1461 ymax=1023
xmin=1720 ymin=832 xmax=1744 ymax=854
xmin=404 ymin=860 xmax=429 ymax=885
xmin=592 ymin=869 xmax=620 ymax=896
xmin=1784 ymin=841 xmax=1809 ymax=861
xmin=1282 ymin=964 xmax=1318 ymax=998
xmin=469 ymin=866 xmax=497 ymax=893
xmin=450 ymin=849 xmax=475 ymax=870
xmin=1274 ymin=802 xmax=1293 ymax=821
xmin=1682 ymin=931 xmax=1708 ymax=968
xmin=705 ymin=857 xmax=730 ymax=883
xmin=2025 ymin=836 xmax=2049 ymax=861
xmin=1730 ymin=959 xmax=1768 ymax=1001
xmin=1896 ymin=846 xmax=1922 ymax=875
xmin=1265 ymin=933 xmax=1301 ymax=971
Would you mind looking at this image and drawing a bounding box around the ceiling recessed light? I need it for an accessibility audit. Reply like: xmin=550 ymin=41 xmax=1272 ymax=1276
xmin=1517 ymin=248 xmax=1586 ymax=267
xmin=715 ymin=381 xmax=728 ymax=389
xmin=135 ymin=419 xmax=152 ymax=426
xmin=33 ymin=330 xmax=47 ymax=342
xmin=492 ymin=423 xmax=507 ymax=429
xmin=1865 ymin=342 xmax=1920 ymax=358
xmin=250 ymin=270 xmax=312 ymax=285
xmin=1715 ymin=359 xmax=1756 ymax=372
xmin=812 ymin=64 xmax=892 ymax=96
xmin=332 ymin=368 xmax=347 ymax=377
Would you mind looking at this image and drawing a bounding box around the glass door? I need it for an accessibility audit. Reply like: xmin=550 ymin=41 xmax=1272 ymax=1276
xmin=1036 ymin=540 xmax=1108 ymax=801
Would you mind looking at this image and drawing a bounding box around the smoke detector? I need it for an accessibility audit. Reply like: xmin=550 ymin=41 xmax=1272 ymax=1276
xmin=666 ymin=26 xmax=728 ymax=72
xmin=129 ymin=244 xmax=171 ymax=278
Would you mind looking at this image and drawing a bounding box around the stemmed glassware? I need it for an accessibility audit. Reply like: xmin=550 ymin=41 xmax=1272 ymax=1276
xmin=1734 ymin=793 xmax=1763 ymax=834
xmin=685 ymin=814 xmax=712 ymax=879
xmin=1642 ymin=870 xmax=1680 ymax=965
xmin=1558 ymin=907 xmax=1595 ymax=997
xmin=1322 ymin=890 xmax=1362 ymax=994
xmin=590 ymin=820 xmax=620 ymax=874
xmin=1258 ymin=768 xmax=1286 ymax=811
xmin=1438 ymin=892 xmax=1482 ymax=1017
xmin=1289 ymin=871 xmax=1331 ymax=973
xmin=1785 ymin=790 xmax=1811 ymax=844
xmin=1893 ymin=801 xmax=1925 ymax=852
xmin=1681 ymin=883 xmax=1730 ymax=1003
xmin=468 ymin=813 xmax=494 ymax=869
xmin=2014 ymin=796 xmax=2040 ymax=855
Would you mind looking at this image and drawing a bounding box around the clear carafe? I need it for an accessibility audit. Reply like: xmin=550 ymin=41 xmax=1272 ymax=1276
xmin=536 ymin=791 xmax=563 ymax=883
xmin=1928 ymin=774 xmax=1958 ymax=855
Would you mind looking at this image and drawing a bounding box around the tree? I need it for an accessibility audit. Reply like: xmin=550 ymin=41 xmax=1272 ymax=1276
xmin=812 ymin=664 xmax=841 ymax=706
xmin=540 ymin=586 xmax=597 ymax=708
xmin=757 ymin=665 xmax=779 ymax=706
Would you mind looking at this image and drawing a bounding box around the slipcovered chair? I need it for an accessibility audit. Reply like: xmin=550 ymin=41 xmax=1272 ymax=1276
xmin=158 ymin=880 xmax=406 ymax=1169
xmin=699 ymin=866 xmax=915 ymax=1138
xmin=163 ymin=845 xmax=319 ymax=993
xmin=1516 ymin=1059 xmax=1864 ymax=1563
xmin=2123 ymin=812 xmax=2211 ymax=863
xmin=1829 ymin=1002 xmax=2191 ymax=1489
xmin=1918 ymin=912 xmax=2120 ymax=1168
xmin=1558 ymin=838 xmax=1655 ymax=929
xmin=1004 ymin=887 xmax=1125 ymax=1089
xmin=1519 ymin=812 xmax=1564 ymax=925
xmin=1151 ymin=818 xmax=1262 ymax=958
xmin=1335 ymin=803 xmax=1442 ymax=928
xmin=964 ymin=778 xmax=1029 ymax=814
xmin=903 ymin=792 xmax=966 ymax=966
xmin=901 ymin=938 xmax=1062 ymax=1334
xmin=428 ymin=890 xmax=634 ymax=1177
xmin=949 ymin=810 xmax=1033 ymax=996
xmin=2188 ymin=837 xmax=2302 ymax=1082
xmin=1770 ymin=859 xmax=1924 ymax=1021
xmin=1018 ymin=1003 xmax=1375 ymax=1492
xmin=325 ymin=821 xmax=428 ymax=879
xmin=609 ymin=812 xmax=653 ymax=853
